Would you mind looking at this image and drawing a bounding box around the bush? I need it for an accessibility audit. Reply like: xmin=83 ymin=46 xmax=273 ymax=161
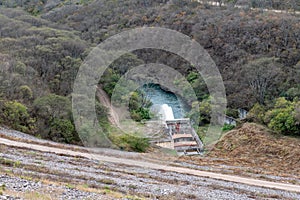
xmin=112 ymin=133 xmax=150 ymax=152
xmin=247 ymin=98 xmax=300 ymax=136
xmin=226 ymin=108 xmax=239 ymax=119
xmin=33 ymin=94 xmax=78 ymax=142
xmin=18 ymin=85 xmax=33 ymax=101
xmin=129 ymin=91 xmax=152 ymax=122
xmin=130 ymin=108 xmax=151 ymax=122
xmin=33 ymin=94 xmax=72 ymax=119
xmin=50 ymin=118 xmax=75 ymax=143
xmin=222 ymin=124 xmax=235 ymax=132
xmin=264 ymin=98 xmax=300 ymax=135
xmin=247 ymin=103 xmax=266 ymax=123
xmin=1 ymin=101 xmax=35 ymax=133
xmin=268 ymin=111 xmax=297 ymax=134
xmin=284 ymin=86 xmax=300 ymax=101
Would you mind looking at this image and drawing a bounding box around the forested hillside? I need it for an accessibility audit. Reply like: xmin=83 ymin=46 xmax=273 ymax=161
xmin=0 ymin=0 xmax=299 ymax=145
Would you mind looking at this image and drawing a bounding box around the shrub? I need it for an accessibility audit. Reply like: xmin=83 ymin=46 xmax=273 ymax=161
xmin=18 ymin=85 xmax=33 ymax=101
xmin=50 ymin=118 xmax=75 ymax=143
xmin=1 ymin=101 xmax=35 ymax=133
xmin=130 ymin=108 xmax=151 ymax=122
xmin=226 ymin=108 xmax=239 ymax=119
xmin=264 ymin=98 xmax=300 ymax=135
xmin=268 ymin=111 xmax=297 ymax=134
xmin=32 ymin=94 xmax=79 ymax=142
xmin=247 ymin=103 xmax=266 ymax=123
xmin=284 ymin=86 xmax=300 ymax=101
xmin=33 ymin=94 xmax=72 ymax=120
xmin=112 ymin=133 xmax=150 ymax=152
xmin=222 ymin=124 xmax=235 ymax=132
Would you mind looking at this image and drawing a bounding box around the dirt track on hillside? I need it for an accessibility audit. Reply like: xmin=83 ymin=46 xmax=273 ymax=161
xmin=96 ymin=86 xmax=120 ymax=128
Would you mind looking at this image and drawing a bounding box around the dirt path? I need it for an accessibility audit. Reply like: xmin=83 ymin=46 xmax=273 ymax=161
xmin=0 ymin=137 xmax=300 ymax=193
xmin=96 ymin=86 xmax=120 ymax=128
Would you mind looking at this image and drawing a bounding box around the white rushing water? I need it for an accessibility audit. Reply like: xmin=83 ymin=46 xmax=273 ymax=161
xmin=142 ymin=84 xmax=188 ymax=119
xmin=159 ymin=104 xmax=175 ymax=121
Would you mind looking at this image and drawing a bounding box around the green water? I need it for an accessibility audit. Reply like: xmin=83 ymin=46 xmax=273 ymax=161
xmin=142 ymin=84 xmax=189 ymax=119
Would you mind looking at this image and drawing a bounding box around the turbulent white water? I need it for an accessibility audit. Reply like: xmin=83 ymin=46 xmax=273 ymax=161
xmin=158 ymin=104 xmax=175 ymax=121
xmin=142 ymin=84 xmax=188 ymax=119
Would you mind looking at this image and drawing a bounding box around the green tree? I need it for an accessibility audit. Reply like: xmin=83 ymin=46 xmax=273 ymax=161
xmin=264 ymin=97 xmax=300 ymax=135
xmin=17 ymin=85 xmax=33 ymax=101
xmin=284 ymin=86 xmax=300 ymax=101
xmin=199 ymin=97 xmax=212 ymax=124
xmin=50 ymin=118 xmax=75 ymax=143
xmin=129 ymin=91 xmax=152 ymax=122
xmin=33 ymin=94 xmax=75 ymax=141
xmin=1 ymin=101 xmax=35 ymax=133
xmin=187 ymin=97 xmax=212 ymax=126
xmin=33 ymin=94 xmax=71 ymax=120
xmin=100 ymin=68 xmax=121 ymax=96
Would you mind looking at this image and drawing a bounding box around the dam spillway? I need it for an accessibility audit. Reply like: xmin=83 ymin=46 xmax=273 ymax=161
xmin=158 ymin=104 xmax=175 ymax=121
xmin=154 ymin=104 xmax=203 ymax=155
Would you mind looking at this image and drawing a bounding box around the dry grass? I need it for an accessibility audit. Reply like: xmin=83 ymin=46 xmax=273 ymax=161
xmin=0 ymin=171 xmax=131 ymax=200
xmin=23 ymin=191 xmax=53 ymax=200
xmin=209 ymin=123 xmax=300 ymax=177
xmin=178 ymin=123 xmax=300 ymax=180
xmin=5 ymin=190 xmax=56 ymax=200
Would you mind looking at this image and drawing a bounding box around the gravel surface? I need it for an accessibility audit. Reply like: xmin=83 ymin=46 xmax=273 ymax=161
xmin=1 ymin=127 xmax=300 ymax=199
xmin=0 ymin=127 xmax=142 ymax=158
xmin=0 ymin=175 xmax=113 ymax=200
xmin=1 ymin=144 xmax=300 ymax=199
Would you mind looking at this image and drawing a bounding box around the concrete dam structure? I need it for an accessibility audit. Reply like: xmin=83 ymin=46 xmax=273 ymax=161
xmin=155 ymin=104 xmax=203 ymax=155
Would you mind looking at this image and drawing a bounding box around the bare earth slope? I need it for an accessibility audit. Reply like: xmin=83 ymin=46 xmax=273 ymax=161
xmin=96 ymin=86 xmax=121 ymax=128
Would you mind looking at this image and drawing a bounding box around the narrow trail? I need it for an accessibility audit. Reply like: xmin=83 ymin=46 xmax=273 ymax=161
xmin=0 ymin=137 xmax=300 ymax=193
xmin=96 ymin=86 xmax=120 ymax=128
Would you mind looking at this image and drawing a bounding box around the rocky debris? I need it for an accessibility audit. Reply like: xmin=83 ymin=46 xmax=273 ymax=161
xmin=0 ymin=175 xmax=113 ymax=200
xmin=0 ymin=175 xmax=42 ymax=192
xmin=0 ymin=195 xmax=21 ymax=200
xmin=0 ymin=145 xmax=300 ymax=200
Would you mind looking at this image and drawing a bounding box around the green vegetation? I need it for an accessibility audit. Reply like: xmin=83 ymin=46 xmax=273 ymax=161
xmin=248 ymin=97 xmax=300 ymax=135
xmin=24 ymin=191 xmax=52 ymax=200
xmin=0 ymin=101 xmax=35 ymax=133
xmin=0 ymin=158 xmax=22 ymax=168
xmin=110 ymin=132 xmax=150 ymax=152
xmin=100 ymin=54 xmax=152 ymax=122
xmin=222 ymin=124 xmax=235 ymax=132
xmin=265 ymin=98 xmax=300 ymax=135
xmin=124 ymin=196 xmax=144 ymax=200
xmin=0 ymin=6 xmax=87 ymax=144
xmin=100 ymin=178 xmax=115 ymax=185
xmin=0 ymin=183 xmax=5 ymax=195
xmin=129 ymin=90 xmax=152 ymax=122
xmin=33 ymin=94 xmax=78 ymax=143
xmin=0 ymin=0 xmax=299 ymax=149
xmin=66 ymin=183 xmax=76 ymax=189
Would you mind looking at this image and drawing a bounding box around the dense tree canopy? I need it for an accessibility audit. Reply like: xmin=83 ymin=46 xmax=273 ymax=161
xmin=0 ymin=0 xmax=299 ymax=143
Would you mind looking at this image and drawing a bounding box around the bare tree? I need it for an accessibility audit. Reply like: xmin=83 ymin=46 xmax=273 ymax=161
xmin=242 ymin=57 xmax=282 ymax=104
